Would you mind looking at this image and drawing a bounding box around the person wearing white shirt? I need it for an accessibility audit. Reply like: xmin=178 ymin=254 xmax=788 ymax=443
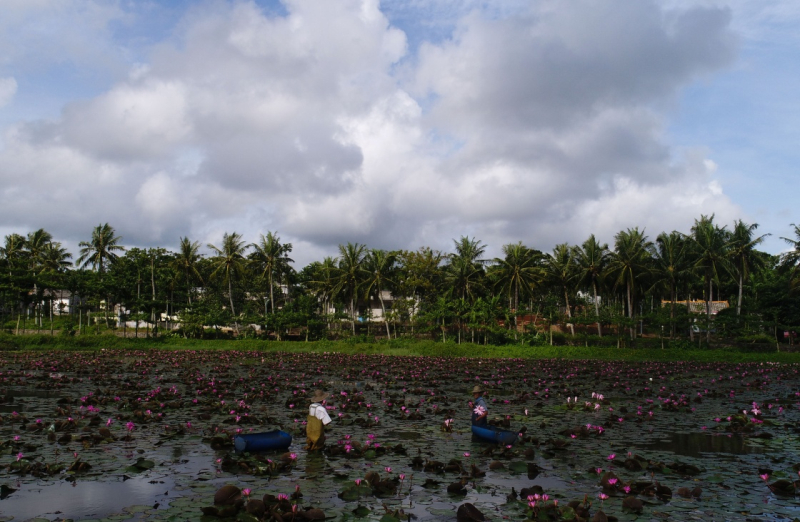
xmin=306 ymin=389 xmax=332 ymax=450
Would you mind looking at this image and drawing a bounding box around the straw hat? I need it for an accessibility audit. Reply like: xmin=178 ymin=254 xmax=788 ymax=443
xmin=471 ymin=385 xmax=484 ymax=394
xmin=309 ymin=390 xmax=329 ymax=403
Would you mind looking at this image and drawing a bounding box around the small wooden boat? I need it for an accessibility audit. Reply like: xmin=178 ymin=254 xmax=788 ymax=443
xmin=234 ymin=430 xmax=293 ymax=452
xmin=471 ymin=425 xmax=518 ymax=446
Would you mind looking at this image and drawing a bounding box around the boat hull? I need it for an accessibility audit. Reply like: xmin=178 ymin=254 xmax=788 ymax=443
xmin=234 ymin=430 xmax=293 ymax=452
xmin=471 ymin=425 xmax=518 ymax=446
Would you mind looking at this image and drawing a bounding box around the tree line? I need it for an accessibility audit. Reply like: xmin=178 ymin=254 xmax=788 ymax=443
xmin=1 ymin=217 xmax=799 ymax=347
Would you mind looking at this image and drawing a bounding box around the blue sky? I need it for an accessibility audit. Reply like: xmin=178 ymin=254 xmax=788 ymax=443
xmin=0 ymin=0 xmax=797 ymax=263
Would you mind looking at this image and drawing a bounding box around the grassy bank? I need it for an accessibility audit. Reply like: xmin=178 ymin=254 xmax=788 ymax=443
xmin=1 ymin=332 xmax=799 ymax=363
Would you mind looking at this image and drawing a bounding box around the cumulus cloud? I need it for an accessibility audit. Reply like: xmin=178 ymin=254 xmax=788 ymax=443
xmin=0 ymin=0 xmax=744 ymax=264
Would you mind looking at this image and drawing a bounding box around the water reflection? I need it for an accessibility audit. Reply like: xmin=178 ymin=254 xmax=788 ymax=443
xmin=636 ymin=433 xmax=763 ymax=457
xmin=0 ymin=475 xmax=175 ymax=520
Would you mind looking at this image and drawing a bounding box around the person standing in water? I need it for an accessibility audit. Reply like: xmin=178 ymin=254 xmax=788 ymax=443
xmin=471 ymin=385 xmax=488 ymax=427
xmin=306 ymin=390 xmax=332 ymax=450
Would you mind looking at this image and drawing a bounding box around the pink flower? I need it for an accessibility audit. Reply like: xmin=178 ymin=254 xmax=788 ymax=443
xmin=289 ymin=453 xmax=297 ymax=460
xmin=126 ymin=421 xmax=135 ymax=432
xmin=608 ymin=478 xmax=618 ymax=485
xmin=463 ymin=452 xmax=471 ymax=457
xmin=607 ymin=453 xmax=616 ymax=460
xmin=385 ymin=466 xmax=392 ymax=473
xmin=760 ymin=473 xmax=769 ymax=481
xmin=242 ymin=488 xmax=251 ymax=497
xmin=399 ymin=474 xmax=405 ymax=481
xmin=599 ymin=493 xmax=609 ymax=500
xmin=16 ymin=452 xmax=24 ymax=461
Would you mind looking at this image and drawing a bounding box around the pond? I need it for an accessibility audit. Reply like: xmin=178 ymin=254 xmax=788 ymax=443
xmin=1 ymin=351 xmax=799 ymax=521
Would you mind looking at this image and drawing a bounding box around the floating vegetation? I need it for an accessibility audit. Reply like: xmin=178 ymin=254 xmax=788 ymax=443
xmin=0 ymin=350 xmax=799 ymax=520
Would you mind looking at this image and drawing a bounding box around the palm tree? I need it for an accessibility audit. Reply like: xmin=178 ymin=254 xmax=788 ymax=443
xmin=687 ymin=215 xmax=730 ymax=342
xmin=489 ymin=242 xmax=543 ymax=335
xmin=40 ymin=242 xmax=72 ymax=273
xmin=574 ymin=235 xmax=610 ymax=336
xmin=780 ymin=223 xmax=800 ymax=291
xmin=77 ymin=223 xmax=124 ymax=327
xmin=39 ymin=242 xmax=72 ymax=334
xmin=306 ymin=256 xmax=338 ymax=331
xmin=445 ymin=236 xmax=487 ymax=302
xmin=543 ymin=243 xmax=579 ymax=336
xmin=608 ymin=228 xmax=653 ymax=340
xmin=77 ymin=223 xmax=124 ymax=279
xmin=250 ymin=232 xmax=294 ymax=315
xmin=363 ymin=249 xmax=398 ymax=339
xmin=653 ymin=231 xmax=689 ymax=338
xmin=333 ymin=243 xmax=369 ymax=335
xmin=25 ymin=229 xmax=53 ymax=326
xmin=171 ymin=237 xmax=204 ymax=305
xmin=728 ymin=220 xmax=770 ymax=315
xmin=208 ymin=232 xmax=249 ymax=330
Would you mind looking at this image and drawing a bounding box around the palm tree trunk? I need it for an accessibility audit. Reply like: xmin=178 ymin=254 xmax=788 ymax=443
xmin=669 ymin=285 xmax=676 ymax=339
xmin=592 ymin=281 xmax=602 ymax=337
xmin=378 ymin=292 xmax=391 ymax=339
xmin=706 ymin=276 xmax=712 ymax=343
xmin=737 ymin=272 xmax=743 ymax=316
xmin=350 ymin=298 xmax=356 ymax=335
xmin=564 ymin=289 xmax=574 ymax=336
xmin=514 ymin=283 xmax=519 ymax=340
xmin=627 ymin=281 xmax=634 ymax=340
xmin=228 ymin=276 xmax=238 ymax=334
xmin=269 ymin=273 xmax=275 ymax=315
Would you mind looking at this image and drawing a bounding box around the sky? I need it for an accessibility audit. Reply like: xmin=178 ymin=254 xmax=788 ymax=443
xmin=0 ymin=0 xmax=797 ymax=266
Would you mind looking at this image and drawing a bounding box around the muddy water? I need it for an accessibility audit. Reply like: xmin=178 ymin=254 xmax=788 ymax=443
xmin=1 ymin=352 xmax=799 ymax=521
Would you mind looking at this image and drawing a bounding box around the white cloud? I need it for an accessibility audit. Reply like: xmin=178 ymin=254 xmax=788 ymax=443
xmin=0 ymin=0 xmax=748 ymax=263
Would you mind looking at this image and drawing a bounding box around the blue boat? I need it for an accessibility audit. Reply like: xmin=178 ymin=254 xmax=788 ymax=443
xmin=471 ymin=425 xmax=519 ymax=446
xmin=234 ymin=430 xmax=293 ymax=452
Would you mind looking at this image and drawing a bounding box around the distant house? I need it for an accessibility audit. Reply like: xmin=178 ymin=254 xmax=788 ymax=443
xmin=661 ymin=300 xmax=729 ymax=315
xmin=42 ymin=289 xmax=84 ymax=315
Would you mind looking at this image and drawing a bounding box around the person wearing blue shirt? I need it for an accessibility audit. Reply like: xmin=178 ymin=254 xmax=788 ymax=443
xmin=471 ymin=385 xmax=488 ymax=427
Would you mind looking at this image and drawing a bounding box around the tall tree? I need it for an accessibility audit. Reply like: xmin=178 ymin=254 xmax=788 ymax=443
xmin=574 ymin=235 xmax=610 ymax=336
xmin=728 ymin=220 xmax=770 ymax=316
xmin=39 ymin=241 xmax=72 ymax=332
xmin=687 ymin=215 xmax=730 ymax=342
xmin=489 ymin=242 xmax=543 ymax=335
xmin=25 ymin=229 xmax=53 ymax=326
xmin=363 ymin=249 xmax=398 ymax=339
xmin=445 ymin=236 xmax=487 ymax=302
xmin=208 ymin=232 xmax=249 ymax=330
xmin=543 ymin=243 xmax=579 ymax=336
xmin=250 ymin=232 xmax=294 ymax=315
xmin=76 ymin=224 xmax=124 ymax=280
xmin=76 ymin=223 xmax=124 ymax=326
xmin=653 ymin=231 xmax=689 ymax=338
xmin=333 ymin=243 xmax=369 ymax=335
xmin=172 ymin=237 xmax=204 ymax=305
xmin=609 ymin=228 xmax=653 ymax=340
xmin=1 ymin=233 xmax=28 ymax=278
xmin=305 ymin=256 xmax=338 ymax=331
xmin=396 ymin=247 xmax=443 ymax=333
xmin=780 ymin=223 xmax=800 ymax=291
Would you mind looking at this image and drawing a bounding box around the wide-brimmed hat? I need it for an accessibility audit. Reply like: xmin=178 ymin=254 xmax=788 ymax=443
xmin=309 ymin=390 xmax=329 ymax=403
xmin=471 ymin=385 xmax=484 ymax=394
